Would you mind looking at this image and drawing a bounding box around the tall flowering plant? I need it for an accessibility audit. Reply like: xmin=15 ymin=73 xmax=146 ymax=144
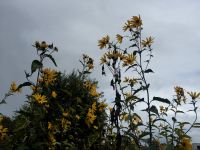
xmin=98 ymin=16 xmax=200 ymax=150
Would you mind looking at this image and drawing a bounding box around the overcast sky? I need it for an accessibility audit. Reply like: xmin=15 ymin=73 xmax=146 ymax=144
xmin=0 ymin=0 xmax=200 ymax=142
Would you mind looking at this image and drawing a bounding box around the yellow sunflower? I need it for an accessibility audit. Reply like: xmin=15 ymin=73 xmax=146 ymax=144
xmin=10 ymin=81 xmax=22 ymax=93
xmin=32 ymin=93 xmax=47 ymax=104
xmin=122 ymin=54 xmax=136 ymax=66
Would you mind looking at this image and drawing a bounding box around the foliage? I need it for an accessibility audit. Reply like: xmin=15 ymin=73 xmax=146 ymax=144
xmin=0 ymin=42 xmax=107 ymax=149
xmin=0 ymin=16 xmax=200 ymax=150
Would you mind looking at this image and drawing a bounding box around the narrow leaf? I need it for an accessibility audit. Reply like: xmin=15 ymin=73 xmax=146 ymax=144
xmin=150 ymin=105 xmax=159 ymax=116
xmin=144 ymin=69 xmax=154 ymax=73
xmin=17 ymin=82 xmax=33 ymax=90
xmin=153 ymin=97 xmax=171 ymax=104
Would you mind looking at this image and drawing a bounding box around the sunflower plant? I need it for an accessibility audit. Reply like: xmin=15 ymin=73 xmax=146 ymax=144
xmin=98 ymin=15 xmax=200 ymax=150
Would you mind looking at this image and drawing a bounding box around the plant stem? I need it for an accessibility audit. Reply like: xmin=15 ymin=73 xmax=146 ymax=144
xmin=138 ymin=28 xmax=152 ymax=146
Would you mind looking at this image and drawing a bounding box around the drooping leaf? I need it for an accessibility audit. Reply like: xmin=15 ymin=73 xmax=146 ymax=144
xmin=192 ymin=125 xmax=200 ymax=128
xmin=31 ymin=60 xmax=43 ymax=74
xmin=193 ymin=123 xmax=200 ymax=126
xmin=176 ymin=110 xmax=184 ymax=114
xmin=150 ymin=105 xmax=159 ymax=116
xmin=144 ymin=69 xmax=154 ymax=73
xmin=153 ymin=118 xmax=166 ymax=124
xmin=43 ymin=54 xmax=57 ymax=66
xmin=152 ymin=97 xmax=171 ymax=104
xmin=17 ymin=82 xmax=33 ymax=90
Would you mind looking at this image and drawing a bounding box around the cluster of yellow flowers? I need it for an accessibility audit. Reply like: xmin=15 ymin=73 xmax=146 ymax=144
xmin=99 ymin=50 xmax=136 ymax=67
xmin=40 ymin=68 xmax=57 ymax=86
xmin=34 ymin=41 xmax=58 ymax=51
xmin=0 ymin=115 xmax=8 ymax=141
xmin=123 ymin=15 xmax=142 ymax=32
xmin=85 ymin=102 xmax=97 ymax=127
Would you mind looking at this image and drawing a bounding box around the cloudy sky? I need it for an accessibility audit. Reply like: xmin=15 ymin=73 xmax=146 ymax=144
xmin=0 ymin=0 xmax=200 ymax=142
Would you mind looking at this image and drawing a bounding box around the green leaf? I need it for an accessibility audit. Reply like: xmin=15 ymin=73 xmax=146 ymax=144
xmin=172 ymin=117 xmax=176 ymax=122
xmin=31 ymin=60 xmax=43 ymax=74
xmin=193 ymin=123 xmax=200 ymax=126
xmin=83 ymin=71 xmax=91 ymax=74
xmin=192 ymin=125 xmax=200 ymax=128
xmin=152 ymin=97 xmax=171 ymax=104
xmin=43 ymin=54 xmax=57 ymax=66
xmin=176 ymin=110 xmax=184 ymax=114
xmin=150 ymin=105 xmax=159 ymax=116
xmin=144 ymin=69 xmax=154 ymax=73
xmin=153 ymin=118 xmax=166 ymax=124
xmin=17 ymin=82 xmax=32 ymax=90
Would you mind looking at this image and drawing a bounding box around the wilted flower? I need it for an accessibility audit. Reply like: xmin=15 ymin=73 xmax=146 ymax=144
xmin=98 ymin=35 xmax=110 ymax=49
xmin=130 ymin=15 xmax=142 ymax=28
xmin=116 ymin=34 xmax=123 ymax=44
xmin=187 ymin=91 xmax=200 ymax=100
xmin=159 ymin=106 xmax=166 ymax=113
xmin=132 ymin=115 xmax=142 ymax=125
xmin=142 ymin=36 xmax=154 ymax=47
xmin=100 ymin=54 xmax=107 ymax=65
